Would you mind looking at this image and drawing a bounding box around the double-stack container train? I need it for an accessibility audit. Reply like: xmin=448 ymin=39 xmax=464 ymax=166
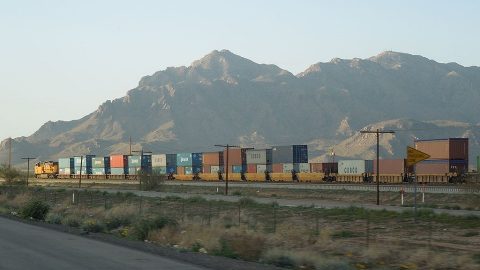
xmin=34 ymin=139 xmax=469 ymax=184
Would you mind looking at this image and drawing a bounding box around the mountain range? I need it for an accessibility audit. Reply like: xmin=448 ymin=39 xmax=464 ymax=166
xmin=2 ymin=50 xmax=479 ymax=167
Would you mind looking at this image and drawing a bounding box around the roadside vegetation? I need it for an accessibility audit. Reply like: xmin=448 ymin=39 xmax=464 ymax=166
xmin=0 ymin=164 xmax=25 ymax=185
xmin=0 ymin=185 xmax=479 ymax=269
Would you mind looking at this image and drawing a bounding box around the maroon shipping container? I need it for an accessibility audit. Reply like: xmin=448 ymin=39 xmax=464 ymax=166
xmin=223 ymin=148 xmax=246 ymax=165
xmin=373 ymin=159 xmax=406 ymax=174
xmin=110 ymin=155 xmax=128 ymax=168
xmin=247 ymin=164 xmax=257 ymax=173
xmin=321 ymin=162 xmax=338 ymax=173
xmin=415 ymin=160 xmax=467 ymax=174
xmin=310 ymin=163 xmax=322 ymax=173
xmin=203 ymin=152 xmax=224 ymax=166
xmin=272 ymin=164 xmax=283 ymax=173
xmin=203 ymin=165 xmax=211 ymax=174
xmin=415 ymin=138 xmax=468 ymax=161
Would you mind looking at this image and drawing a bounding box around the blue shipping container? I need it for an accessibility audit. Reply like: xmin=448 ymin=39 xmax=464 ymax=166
xmin=166 ymin=166 xmax=177 ymax=174
xmin=166 ymin=154 xmax=177 ymax=167
xmin=232 ymin=165 xmax=245 ymax=173
xmin=192 ymin=153 xmax=203 ymax=166
xmin=74 ymin=155 xmax=95 ymax=169
xmin=192 ymin=166 xmax=202 ymax=174
xmin=111 ymin=167 xmax=127 ymax=175
xmin=293 ymin=145 xmax=308 ymax=163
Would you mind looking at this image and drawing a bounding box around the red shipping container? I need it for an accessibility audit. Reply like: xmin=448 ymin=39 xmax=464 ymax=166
xmin=203 ymin=165 xmax=211 ymax=173
xmin=415 ymin=162 xmax=449 ymax=174
xmin=321 ymin=162 xmax=338 ymax=173
xmin=373 ymin=159 xmax=405 ymax=174
xmin=110 ymin=155 xmax=128 ymax=168
xmin=310 ymin=163 xmax=323 ymax=173
xmin=272 ymin=164 xmax=283 ymax=173
xmin=223 ymin=148 xmax=246 ymax=166
xmin=247 ymin=164 xmax=257 ymax=173
xmin=203 ymin=152 xmax=224 ymax=166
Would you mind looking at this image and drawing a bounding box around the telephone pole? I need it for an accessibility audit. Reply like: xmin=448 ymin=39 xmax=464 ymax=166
xmin=21 ymin=157 xmax=36 ymax=186
xmin=8 ymin=137 xmax=12 ymax=168
xmin=214 ymin=144 xmax=241 ymax=195
xmin=360 ymin=129 xmax=395 ymax=205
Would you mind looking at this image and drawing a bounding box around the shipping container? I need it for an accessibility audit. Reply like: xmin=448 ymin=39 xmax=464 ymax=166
xmin=166 ymin=166 xmax=177 ymax=174
xmin=294 ymin=163 xmax=310 ymax=173
xmin=185 ymin=166 xmax=193 ymax=175
xmin=310 ymin=163 xmax=322 ymax=173
xmin=92 ymin=167 xmax=110 ymax=175
xmin=166 ymin=154 xmax=177 ymax=167
xmin=152 ymin=154 xmax=167 ymax=167
xmin=192 ymin=153 xmax=203 ymax=166
xmin=210 ymin=166 xmax=223 ymax=174
xmin=256 ymin=164 xmax=273 ymax=173
xmin=152 ymin=167 xmax=167 ymax=174
xmin=110 ymin=155 xmax=129 ymax=168
xmin=373 ymin=159 xmax=406 ymax=174
xmin=202 ymin=151 xmax=224 ymax=166
xmin=247 ymin=164 xmax=257 ymax=173
xmin=415 ymin=138 xmax=468 ymax=161
xmin=111 ymin=167 xmax=127 ymax=175
xmin=177 ymin=153 xmax=193 ymax=166
xmin=128 ymin=167 xmax=141 ymax=175
xmin=271 ymin=145 xmax=308 ymax=164
xmin=416 ymin=159 xmax=468 ymax=174
xmin=272 ymin=164 xmax=283 ymax=173
xmin=58 ymin=158 xmax=74 ymax=170
xmin=338 ymin=160 xmax=373 ymax=175
xmin=128 ymin=155 xmax=152 ymax=168
xmin=192 ymin=166 xmax=202 ymax=174
xmin=92 ymin=157 xmax=110 ymax=168
xmin=74 ymin=155 xmax=95 ymax=169
xmin=223 ymin=149 xmax=246 ymax=166
xmin=59 ymin=168 xmax=72 ymax=175
xmin=282 ymin=163 xmax=294 ymax=173
xmin=177 ymin=166 xmax=185 ymax=175
xmin=246 ymin=149 xmax=272 ymax=164
xmin=321 ymin=162 xmax=338 ymax=174
xmin=231 ymin=165 xmax=244 ymax=173
xmin=203 ymin=165 xmax=211 ymax=173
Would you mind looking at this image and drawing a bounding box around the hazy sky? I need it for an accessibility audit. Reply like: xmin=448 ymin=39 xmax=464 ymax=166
xmin=0 ymin=0 xmax=478 ymax=140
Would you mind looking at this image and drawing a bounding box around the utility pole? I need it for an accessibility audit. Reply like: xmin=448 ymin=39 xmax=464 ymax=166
xmin=129 ymin=136 xmax=132 ymax=155
xmin=8 ymin=137 xmax=12 ymax=169
xmin=360 ymin=129 xmax=395 ymax=205
xmin=214 ymin=144 xmax=241 ymax=195
xmin=21 ymin=157 xmax=35 ymax=186
xmin=132 ymin=148 xmax=152 ymax=190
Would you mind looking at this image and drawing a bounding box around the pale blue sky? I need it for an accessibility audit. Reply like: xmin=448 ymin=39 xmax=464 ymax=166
xmin=0 ymin=0 xmax=478 ymax=140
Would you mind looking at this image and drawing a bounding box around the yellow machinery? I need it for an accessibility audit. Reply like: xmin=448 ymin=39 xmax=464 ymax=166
xmin=34 ymin=161 xmax=59 ymax=178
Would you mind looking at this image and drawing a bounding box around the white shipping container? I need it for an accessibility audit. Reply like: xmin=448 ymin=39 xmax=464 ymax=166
xmin=210 ymin=165 xmax=222 ymax=174
xmin=338 ymin=160 xmax=371 ymax=175
xmin=282 ymin=163 xmax=294 ymax=173
xmin=152 ymin=154 xmax=167 ymax=167
xmin=59 ymin=168 xmax=71 ymax=175
xmin=295 ymin=163 xmax=310 ymax=173
xmin=256 ymin=164 xmax=273 ymax=173
xmin=246 ymin=149 xmax=271 ymax=165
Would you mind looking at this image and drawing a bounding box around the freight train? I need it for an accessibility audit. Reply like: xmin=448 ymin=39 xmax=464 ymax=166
xmin=34 ymin=139 xmax=469 ymax=184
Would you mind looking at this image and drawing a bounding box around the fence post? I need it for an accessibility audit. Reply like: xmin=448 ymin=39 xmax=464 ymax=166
xmin=208 ymin=202 xmax=212 ymax=225
xmin=72 ymin=191 xmax=75 ymax=205
xmin=104 ymin=194 xmax=107 ymax=210
xmin=238 ymin=203 xmax=241 ymax=226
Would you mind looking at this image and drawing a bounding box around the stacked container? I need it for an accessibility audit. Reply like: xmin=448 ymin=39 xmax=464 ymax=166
xmin=223 ymin=148 xmax=247 ymax=173
xmin=373 ymin=159 xmax=407 ymax=174
xmin=152 ymin=154 xmax=167 ymax=175
xmin=92 ymin=156 xmax=111 ymax=175
xmin=202 ymin=151 xmax=224 ymax=173
xmin=338 ymin=160 xmax=373 ymax=175
xmin=414 ymin=138 xmax=468 ymax=174
xmin=128 ymin=155 xmax=152 ymax=175
xmin=166 ymin=154 xmax=177 ymax=174
xmin=246 ymin=149 xmax=272 ymax=173
xmin=271 ymin=145 xmax=308 ymax=173
xmin=176 ymin=153 xmax=192 ymax=175
xmin=192 ymin=153 xmax=203 ymax=174
xmin=58 ymin=158 xmax=74 ymax=176
xmin=74 ymin=155 xmax=95 ymax=175
xmin=110 ymin=155 xmax=128 ymax=175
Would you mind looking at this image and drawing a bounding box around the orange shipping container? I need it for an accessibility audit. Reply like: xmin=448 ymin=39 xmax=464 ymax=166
xmin=110 ymin=155 xmax=128 ymax=168
xmin=203 ymin=152 xmax=224 ymax=166
xmin=177 ymin=166 xmax=185 ymax=175
xmin=203 ymin=165 xmax=211 ymax=173
xmin=247 ymin=164 xmax=257 ymax=173
xmin=223 ymin=149 xmax=246 ymax=166
xmin=415 ymin=138 xmax=468 ymax=161
xmin=272 ymin=164 xmax=283 ymax=173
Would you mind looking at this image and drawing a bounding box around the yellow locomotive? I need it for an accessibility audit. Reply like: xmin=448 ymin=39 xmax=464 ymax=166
xmin=34 ymin=161 xmax=59 ymax=178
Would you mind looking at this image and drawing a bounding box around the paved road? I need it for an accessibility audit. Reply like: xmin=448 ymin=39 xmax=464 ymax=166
xmin=164 ymin=181 xmax=480 ymax=194
xmin=0 ymin=217 xmax=208 ymax=270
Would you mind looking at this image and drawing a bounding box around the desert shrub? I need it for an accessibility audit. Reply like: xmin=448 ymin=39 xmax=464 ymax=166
xmin=0 ymin=164 xmax=23 ymax=184
xmin=104 ymin=204 xmax=136 ymax=230
xmin=20 ymin=200 xmax=50 ymax=220
xmin=185 ymin=196 xmax=207 ymax=203
xmin=131 ymin=216 xmax=178 ymax=240
xmin=139 ymin=171 xmax=166 ymax=191
xmin=63 ymin=216 xmax=81 ymax=227
xmin=46 ymin=213 xmax=63 ymax=224
xmin=82 ymin=219 xmax=105 ymax=233
xmin=215 ymin=232 xmax=266 ymax=261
